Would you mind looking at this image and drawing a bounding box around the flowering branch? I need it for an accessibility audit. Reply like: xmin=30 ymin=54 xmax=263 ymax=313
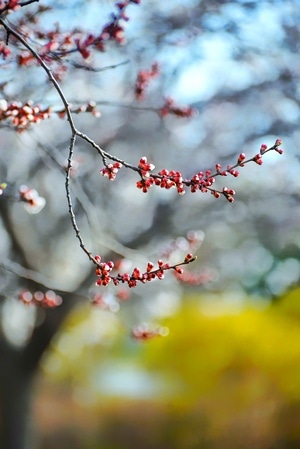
xmin=100 ymin=140 xmax=283 ymax=202
xmin=0 ymin=99 xmax=101 ymax=132
xmin=0 ymin=3 xmax=284 ymax=297
xmin=6 ymin=0 xmax=141 ymax=72
xmin=69 ymin=59 xmax=130 ymax=73
xmin=94 ymin=253 xmax=197 ymax=288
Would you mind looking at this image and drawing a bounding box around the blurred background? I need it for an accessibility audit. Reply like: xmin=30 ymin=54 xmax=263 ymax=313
xmin=0 ymin=0 xmax=300 ymax=448
xmin=37 ymin=288 xmax=300 ymax=449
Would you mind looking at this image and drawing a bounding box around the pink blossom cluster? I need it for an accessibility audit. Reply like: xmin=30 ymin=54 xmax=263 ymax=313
xmin=135 ymin=62 xmax=159 ymax=100
xmin=101 ymin=140 xmax=283 ymax=203
xmin=0 ymin=100 xmax=51 ymax=131
xmin=133 ymin=67 xmax=196 ymax=116
xmin=17 ymin=31 xmax=75 ymax=67
xmin=0 ymin=42 xmax=10 ymax=59
xmin=136 ymin=164 xmax=234 ymax=199
xmin=96 ymin=1 xmax=142 ymax=49
xmin=260 ymin=139 xmax=283 ymax=155
xmin=100 ymin=162 xmax=123 ymax=180
xmin=160 ymin=97 xmax=195 ymax=118
xmin=19 ymin=289 xmax=63 ymax=308
xmin=0 ymin=0 xmax=19 ymax=14
xmin=0 ymin=98 xmax=101 ymax=130
xmin=57 ymin=101 xmax=101 ymax=119
xmin=131 ymin=323 xmax=169 ymax=341
xmin=19 ymin=185 xmax=46 ymax=214
xmin=94 ymin=253 xmax=196 ymax=288
xmin=138 ymin=156 xmax=155 ymax=175
xmin=74 ymin=0 xmax=141 ymax=53
xmin=13 ymin=0 xmax=141 ymax=73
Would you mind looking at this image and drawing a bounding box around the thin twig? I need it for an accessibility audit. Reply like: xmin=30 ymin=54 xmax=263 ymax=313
xmin=70 ymin=59 xmax=130 ymax=72
xmin=70 ymin=99 xmax=160 ymax=113
xmin=65 ymin=133 xmax=97 ymax=263
xmin=19 ymin=0 xmax=39 ymax=6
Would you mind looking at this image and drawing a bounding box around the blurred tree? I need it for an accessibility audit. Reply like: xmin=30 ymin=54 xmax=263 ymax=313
xmin=0 ymin=1 xmax=298 ymax=448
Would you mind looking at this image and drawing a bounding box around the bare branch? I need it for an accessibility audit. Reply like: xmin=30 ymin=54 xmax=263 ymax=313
xmin=19 ymin=0 xmax=39 ymax=6
xmin=70 ymin=59 xmax=130 ymax=72
xmin=0 ymin=259 xmax=66 ymax=291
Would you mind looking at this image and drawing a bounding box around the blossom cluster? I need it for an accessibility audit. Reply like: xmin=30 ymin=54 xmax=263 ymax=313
xmin=93 ymin=1 xmax=142 ymax=50
xmin=101 ymin=140 xmax=283 ymax=203
xmin=0 ymin=42 xmax=10 ymax=59
xmin=100 ymin=162 xmax=123 ymax=180
xmin=135 ymin=162 xmax=233 ymax=199
xmin=0 ymin=0 xmax=20 ymax=14
xmin=19 ymin=289 xmax=63 ymax=308
xmin=17 ymin=31 xmax=75 ymax=67
xmin=15 ymin=0 xmax=141 ymax=69
xmin=135 ymin=62 xmax=159 ymax=100
xmin=94 ymin=253 xmax=196 ymax=288
xmin=19 ymin=185 xmax=46 ymax=214
xmin=0 ymin=99 xmax=51 ymax=131
xmin=131 ymin=322 xmax=169 ymax=341
xmin=56 ymin=101 xmax=101 ymax=119
xmin=160 ymin=97 xmax=195 ymax=118
xmin=133 ymin=63 xmax=195 ymax=116
xmin=0 ymin=98 xmax=101 ymax=131
xmin=2 ymin=1 xmax=141 ymax=80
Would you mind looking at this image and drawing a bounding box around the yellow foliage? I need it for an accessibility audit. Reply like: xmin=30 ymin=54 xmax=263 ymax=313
xmin=141 ymin=290 xmax=300 ymax=403
xmin=39 ymin=288 xmax=300 ymax=447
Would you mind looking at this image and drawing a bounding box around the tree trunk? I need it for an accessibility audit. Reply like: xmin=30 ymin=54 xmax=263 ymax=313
xmin=0 ymin=348 xmax=36 ymax=449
